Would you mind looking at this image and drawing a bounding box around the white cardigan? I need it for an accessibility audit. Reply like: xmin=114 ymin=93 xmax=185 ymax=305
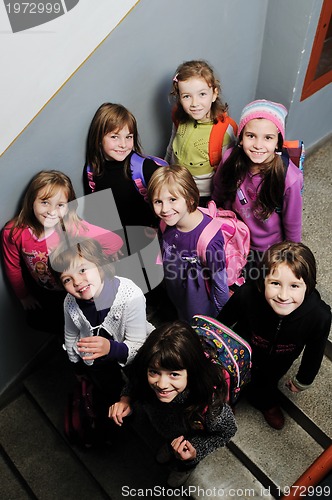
xmin=63 ymin=276 xmax=154 ymax=366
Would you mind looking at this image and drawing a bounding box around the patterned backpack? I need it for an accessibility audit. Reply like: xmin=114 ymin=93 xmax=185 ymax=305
xmin=191 ymin=315 xmax=252 ymax=404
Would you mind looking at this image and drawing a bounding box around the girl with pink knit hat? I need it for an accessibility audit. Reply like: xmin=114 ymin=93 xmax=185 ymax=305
xmin=212 ymin=99 xmax=303 ymax=279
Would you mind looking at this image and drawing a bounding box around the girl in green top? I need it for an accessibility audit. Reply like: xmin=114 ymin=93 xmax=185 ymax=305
xmin=165 ymin=60 xmax=237 ymax=206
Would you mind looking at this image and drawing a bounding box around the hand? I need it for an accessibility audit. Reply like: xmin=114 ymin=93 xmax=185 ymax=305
xmin=285 ymin=379 xmax=300 ymax=393
xmin=171 ymin=435 xmax=196 ymax=461
xmin=111 ymin=249 xmax=124 ymax=262
xmin=20 ymin=295 xmax=41 ymax=310
xmin=76 ymin=336 xmax=111 ymax=360
xmin=109 ymin=397 xmax=132 ymax=426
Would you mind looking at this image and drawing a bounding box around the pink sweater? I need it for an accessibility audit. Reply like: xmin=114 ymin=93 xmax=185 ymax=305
xmin=1 ymin=220 xmax=123 ymax=299
xmin=213 ymin=152 xmax=303 ymax=252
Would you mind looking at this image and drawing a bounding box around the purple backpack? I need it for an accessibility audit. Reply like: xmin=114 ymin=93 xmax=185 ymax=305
xmin=86 ymin=153 xmax=168 ymax=200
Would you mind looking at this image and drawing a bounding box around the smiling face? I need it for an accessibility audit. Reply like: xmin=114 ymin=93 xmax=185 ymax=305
xmin=178 ymin=77 xmax=218 ymax=122
xmin=60 ymin=257 xmax=104 ymax=301
xmin=101 ymin=125 xmax=134 ymax=162
xmin=152 ymin=185 xmax=193 ymax=229
xmin=33 ymin=187 xmax=68 ymax=233
xmin=147 ymin=366 xmax=188 ymax=403
xmin=264 ymin=263 xmax=306 ymax=316
xmin=241 ymin=118 xmax=279 ymax=167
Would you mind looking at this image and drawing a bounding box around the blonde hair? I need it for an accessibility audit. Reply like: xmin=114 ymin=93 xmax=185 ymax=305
xmin=147 ymin=165 xmax=199 ymax=212
xmin=9 ymin=170 xmax=82 ymax=239
xmin=50 ymin=237 xmax=115 ymax=284
xmin=170 ymin=60 xmax=228 ymax=123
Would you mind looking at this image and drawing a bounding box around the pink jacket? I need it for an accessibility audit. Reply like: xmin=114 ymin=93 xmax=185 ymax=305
xmin=1 ymin=220 xmax=123 ymax=299
xmin=212 ymin=151 xmax=303 ymax=252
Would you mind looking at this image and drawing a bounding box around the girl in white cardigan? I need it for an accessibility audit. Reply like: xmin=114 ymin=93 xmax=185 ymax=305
xmin=50 ymin=236 xmax=154 ymax=407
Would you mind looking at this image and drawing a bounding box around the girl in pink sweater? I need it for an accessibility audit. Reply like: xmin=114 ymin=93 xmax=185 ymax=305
xmin=213 ymin=100 xmax=303 ymax=280
xmin=2 ymin=170 xmax=123 ymax=334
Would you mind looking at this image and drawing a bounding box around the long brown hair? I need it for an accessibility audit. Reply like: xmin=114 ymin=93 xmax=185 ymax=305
xmin=129 ymin=321 xmax=228 ymax=431
xmin=170 ymin=60 xmax=228 ymax=124
xmin=85 ymin=103 xmax=142 ymax=179
xmin=218 ymin=131 xmax=285 ymax=220
xmin=8 ymin=170 xmax=81 ymax=239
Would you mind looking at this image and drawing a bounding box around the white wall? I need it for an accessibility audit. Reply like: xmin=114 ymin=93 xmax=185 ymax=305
xmin=0 ymin=0 xmax=138 ymax=155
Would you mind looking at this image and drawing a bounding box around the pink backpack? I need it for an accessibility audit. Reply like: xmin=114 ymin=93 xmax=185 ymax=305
xmin=197 ymin=201 xmax=250 ymax=287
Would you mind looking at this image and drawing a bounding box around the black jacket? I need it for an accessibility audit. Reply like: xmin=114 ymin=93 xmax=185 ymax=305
xmin=218 ymin=283 xmax=331 ymax=385
xmin=83 ymin=153 xmax=159 ymax=228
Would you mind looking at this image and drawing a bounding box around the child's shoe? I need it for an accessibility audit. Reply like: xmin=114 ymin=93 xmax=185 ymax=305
xmin=167 ymin=468 xmax=193 ymax=488
xmin=156 ymin=443 xmax=173 ymax=464
xmin=262 ymin=406 xmax=285 ymax=430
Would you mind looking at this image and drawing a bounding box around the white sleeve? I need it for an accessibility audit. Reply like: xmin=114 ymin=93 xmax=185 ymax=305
xmin=122 ymin=287 xmax=152 ymax=363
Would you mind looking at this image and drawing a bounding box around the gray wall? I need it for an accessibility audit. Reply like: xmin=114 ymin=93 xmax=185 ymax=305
xmin=1 ymin=0 xmax=331 ymax=395
xmin=257 ymin=0 xmax=332 ymax=145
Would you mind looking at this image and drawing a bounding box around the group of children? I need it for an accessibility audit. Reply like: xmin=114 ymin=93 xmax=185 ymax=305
xmin=1 ymin=59 xmax=331 ymax=488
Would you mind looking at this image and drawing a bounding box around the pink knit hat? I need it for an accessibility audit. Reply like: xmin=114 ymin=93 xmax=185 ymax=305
xmin=237 ymin=99 xmax=288 ymax=139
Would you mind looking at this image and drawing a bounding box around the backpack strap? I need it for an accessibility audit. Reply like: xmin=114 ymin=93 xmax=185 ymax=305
xmin=159 ymin=220 xmax=166 ymax=234
xmin=159 ymin=209 xmax=221 ymax=265
xmin=130 ymin=153 xmax=147 ymax=199
xmin=172 ymin=107 xmax=238 ymax=167
xmin=196 ymin=216 xmax=223 ymax=265
xmin=171 ymin=105 xmax=180 ymax=128
xmin=209 ymin=114 xmax=238 ymax=167
xmin=275 ymin=147 xmax=297 ymax=214
xmin=283 ymin=140 xmax=305 ymax=172
xmin=131 ymin=153 xmax=168 ymax=201
xmin=85 ymin=165 xmax=96 ymax=193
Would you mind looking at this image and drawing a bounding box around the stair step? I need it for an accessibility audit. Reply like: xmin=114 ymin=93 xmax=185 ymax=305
xmin=0 ymin=393 xmax=107 ymax=500
xmin=11 ymin=344 xmax=331 ymax=499
xmin=0 ymin=448 xmax=32 ymax=500
xmin=23 ymin=350 xmax=187 ymax=499
xmin=232 ymin=399 xmax=324 ymax=491
xmin=280 ymin=355 xmax=332 ymax=440
xmin=117 ymin=398 xmax=277 ymax=498
xmin=188 ymin=445 xmax=276 ymax=499
xmin=184 ymin=398 xmax=323 ymax=499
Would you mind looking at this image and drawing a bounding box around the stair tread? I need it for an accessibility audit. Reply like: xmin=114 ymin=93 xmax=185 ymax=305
xmin=280 ymin=355 xmax=332 ymax=438
xmin=232 ymin=399 xmax=324 ymax=490
xmin=0 ymin=393 xmax=106 ymax=500
xmin=19 ymin=343 xmax=332 ymax=498
xmin=187 ymin=445 xmax=275 ymax=499
xmin=22 ymin=349 xmax=187 ymax=498
xmin=0 ymin=453 xmax=31 ymax=500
